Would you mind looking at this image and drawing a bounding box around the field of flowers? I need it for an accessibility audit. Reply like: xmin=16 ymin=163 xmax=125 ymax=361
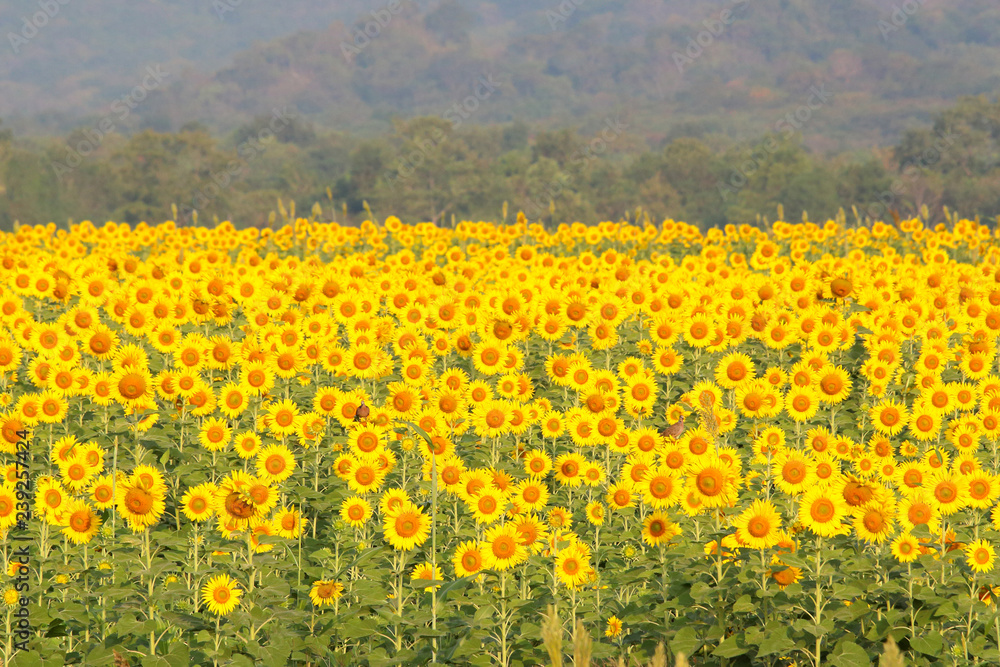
xmin=5 ymin=211 xmax=1000 ymax=665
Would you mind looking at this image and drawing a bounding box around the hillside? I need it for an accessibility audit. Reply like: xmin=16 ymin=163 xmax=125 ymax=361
xmin=4 ymin=0 xmax=1000 ymax=151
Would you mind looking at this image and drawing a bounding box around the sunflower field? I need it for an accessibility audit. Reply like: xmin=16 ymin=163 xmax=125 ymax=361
xmin=5 ymin=211 xmax=1000 ymax=666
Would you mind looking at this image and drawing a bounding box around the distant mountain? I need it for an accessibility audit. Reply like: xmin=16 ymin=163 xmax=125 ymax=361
xmin=4 ymin=0 xmax=1000 ymax=150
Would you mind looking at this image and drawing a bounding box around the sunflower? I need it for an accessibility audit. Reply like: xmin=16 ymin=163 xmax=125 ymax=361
xmin=383 ymin=501 xmax=430 ymax=551
xmin=733 ymin=499 xmax=783 ymax=549
xmin=198 ymin=417 xmax=232 ymax=453
xmin=36 ymin=390 xmax=69 ymax=424
xmin=59 ymin=456 xmax=95 ymax=493
xmin=385 ymin=549 xmax=435 ymax=591
xmin=233 ymin=431 xmax=262 ymax=460
xmin=641 ymin=467 xmax=682 ymax=509
xmin=966 ymin=539 xmax=996 ymax=574
xmin=641 ymin=511 xmax=680 ymax=546
xmin=686 ymin=456 xmax=741 ymax=508
xmin=554 ymin=453 xmax=586 ymax=488
xmin=60 ymin=499 xmax=101 ymax=545
xmin=773 ymin=450 xmax=813 ymax=495
xmin=482 ymin=523 xmax=527 ymax=570
xmin=307 ymin=580 xmax=344 ymax=607
xmin=770 ymin=565 xmax=803 ymax=590
xmin=522 ymin=449 xmax=553 ymax=477
xmin=784 ymin=386 xmax=821 ymax=422
xmin=927 ymin=470 xmax=968 ymax=515
xmin=340 ymin=496 xmax=372 ymax=528
xmin=853 ymin=500 xmax=896 ymax=545
xmin=116 ymin=475 xmax=166 ymax=533
xmin=605 ymin=615 xmax=624 ymax=639
xmin=0 ymin=486 xmax=16 ymax=530
xmin=256 ymin=444 xmax=296 ymax=484
xmin=347 ymin=456 xmax=386 ymax=494
xmin=219 ymin=383 xmax=249 ymax=419
xmin=898 ymin=491 xmax=941 ymax=533
xmin=181 ymin=483 xmax=216 ymax=522
xmin=555 ymin=543 xmax=592 ymax=589
xmin=514 ymin=514 xmax=549 ymax=554
xmin=908 ymin=405 xmax=942 ymax=442
xmin=890 ymin=533 xmax=921 ymax=564
xmin=468 ymin=488 xmax=506 ymax=525
xmin=538 ymin=410 xmax=566 ymax=440
xmin=272 ymin=505 xmax=306 ymax=539
xmin=110 ymin=367 xmax=154 ymax=411
xmin=585 ymin=501 xmax=605 ymax=526
xmin=965 ymin=472 xmax=1000 ymax=509
xmin=815 ymin=366 xmax=852 ymax=404
xmin=513 ymin=478 xmax=549 ymax=511
xmin=266 ymin=399 xmax=300 ymax=438
xmin=201 ymin=574 xmax=242 ymax=615
xmin=89 ymin=474 xmax=116 ymax=509
xmin=212 ymin=472 xmax=263 ymax=530
xmin=452 ymin=540 xmax=485 ymax=577
xmin=606 ymin=483 xmax=635 ymax=511
xmin=715 ymin=352 xmax=755 ymax=389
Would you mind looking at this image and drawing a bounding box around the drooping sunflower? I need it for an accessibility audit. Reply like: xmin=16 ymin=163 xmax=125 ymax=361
xmin=201 ymin=574 xmax=242 ymax=615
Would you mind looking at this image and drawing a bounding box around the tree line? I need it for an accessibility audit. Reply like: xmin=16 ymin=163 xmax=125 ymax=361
xmin=0 ymin=95 xmax=998 ymax=230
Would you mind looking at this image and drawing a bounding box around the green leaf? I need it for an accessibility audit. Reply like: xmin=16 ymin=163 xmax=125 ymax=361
xmin=910 ymin=633 xmax=944 ymax=656
xmin=712 ymin=635 xmax=748 ymax=658
xmin=732 ymin=594 xmax=755 ymax=613
xmin=756 ymin=627 xmax=795 ymax=657
xmin=670 ymin=625 xmax=700 ymax=657
xmin=830 ymin=640 xmax=870 ymax=667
